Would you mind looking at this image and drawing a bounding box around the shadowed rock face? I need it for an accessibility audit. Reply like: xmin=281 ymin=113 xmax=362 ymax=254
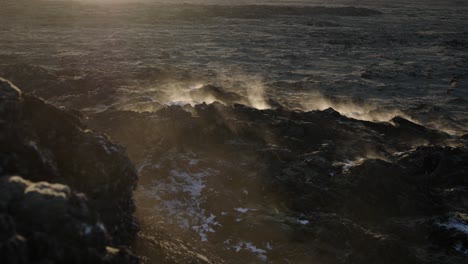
xmin=88 ymin=102 xmax=467 ymax=264
xmin=0 ymin=175 xmax=137 ymax=264
xmin=0 ymin=78 xmax=139 ymax=263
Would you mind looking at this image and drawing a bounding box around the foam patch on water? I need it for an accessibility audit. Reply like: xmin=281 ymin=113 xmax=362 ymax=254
xmin=437 ymin=217 xmax=468 ymax=254
xmin=438 ymin=218 xmax=468 ymax=235
xmin=455 ymin=242 xmax=468 ymax=255
xmin=234 ymin=207 xmax=256 ymax=213
xmin=333 ymin=158 xmax=365 ymax=173
xmin=224 ymin=240 xmax=271 ymax=262
xmin=192 ymin=214 xmax=220 ymax=242
xmin=139 ymin=163 xmax=221 ymax=241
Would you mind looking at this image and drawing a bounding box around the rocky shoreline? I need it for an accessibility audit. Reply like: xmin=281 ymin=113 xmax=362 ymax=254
xmin=0 ymin=78 xmax=138 ymax=263
xmin=1 ymin=77 xmax=467 ymax=263
xmin=88 ymin=85 xmax=467 ymax=263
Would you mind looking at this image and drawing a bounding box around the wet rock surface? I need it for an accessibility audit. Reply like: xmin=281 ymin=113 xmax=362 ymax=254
xmin=0 ymin=176 xmax=137 ymax=264
xmin=88 ymin=101 xmax=468 ymax=264
xmin=0 ymin=78 xmax=138 ymax=263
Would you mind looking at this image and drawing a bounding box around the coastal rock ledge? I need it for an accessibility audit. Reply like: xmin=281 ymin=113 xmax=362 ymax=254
xmin=0 ymin=78 xmax=139 ymax=264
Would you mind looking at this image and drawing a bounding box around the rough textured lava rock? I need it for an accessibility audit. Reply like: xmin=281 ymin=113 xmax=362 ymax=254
xmin=0 ymin=78 xmax=139 ymax=263
xmin=0 ymin=176 xmax=137 ymax=264
xmin=88 ymin=101 xmax=467 ymax=264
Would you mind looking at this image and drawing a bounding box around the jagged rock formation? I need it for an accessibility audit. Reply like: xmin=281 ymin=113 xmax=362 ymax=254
xmin=89 ymin=99 xmax=468 ymax=264
xmin=0 ymin=78 xmax=139 ymax=263
xmin=1 ymin=76 xmax=466 ymax=264
xmin=0 ymin=176 xmax=137 ymax=264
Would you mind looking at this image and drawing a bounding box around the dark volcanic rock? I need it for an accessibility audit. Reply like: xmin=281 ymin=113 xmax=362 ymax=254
xmin=0 ymin=176 xmax=137 ymax=264
xmin=0 ymin=78 xmax=138 ymax=263
xmin=88 ymin=102 xmax=467 ymax=264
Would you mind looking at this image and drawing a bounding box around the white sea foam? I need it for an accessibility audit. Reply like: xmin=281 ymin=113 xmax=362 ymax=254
xmin=225 ymin=240 xmax=271 ymax=262
xmin=438 ymin=218 xmax=468 ymax=235
xmin=139 ymin=160 xmax=222 ymax=241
